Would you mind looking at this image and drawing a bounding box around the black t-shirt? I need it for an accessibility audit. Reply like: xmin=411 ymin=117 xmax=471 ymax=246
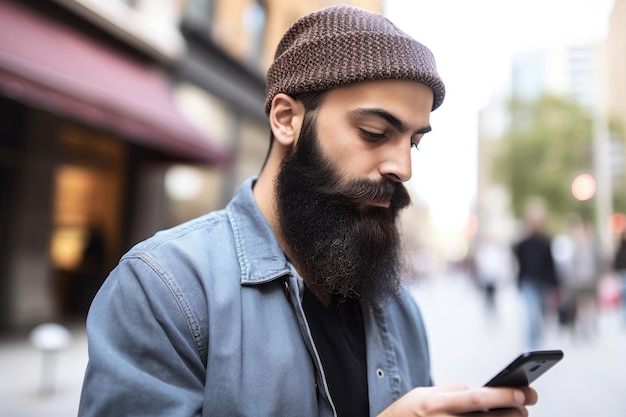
xmin=302 ymin=287 xmax=369 ymax=416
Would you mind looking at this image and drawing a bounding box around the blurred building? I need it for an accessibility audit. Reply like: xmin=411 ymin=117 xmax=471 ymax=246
xmin=510 ymin=45 xmax=600 ymax=110
xmin=475 ymin=0 xmax=626 ymax=261
xmin=0 ymin=0 xmax=382 ymax=333
xmin=477 ymin=43 xmax=601 ymax=235
xmin=476 ymin=99 xmax=515 ymax=243
xmin=605 ymin=0 xmax=626 ymax=196
xmin=606 ymin=0 xmax=626 ymax=132
xmin=475 ymin=22 xmax=624 ymax=246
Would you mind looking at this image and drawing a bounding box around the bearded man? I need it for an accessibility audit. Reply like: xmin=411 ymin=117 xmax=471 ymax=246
xmin=79 ymin=5 xmax=537 ymax=417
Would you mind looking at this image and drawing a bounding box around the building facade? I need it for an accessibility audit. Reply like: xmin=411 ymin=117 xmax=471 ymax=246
xmin=606 ymin=0 xmax=626 ymax=133
xmin=0 ymin=0 xmax=382 ymax=332
xmin=474 ymin=0 xmax=626 ymax=255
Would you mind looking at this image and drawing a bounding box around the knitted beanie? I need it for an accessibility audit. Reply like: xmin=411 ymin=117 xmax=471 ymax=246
xmin=264 ymin=5 xmax=445 ymax=115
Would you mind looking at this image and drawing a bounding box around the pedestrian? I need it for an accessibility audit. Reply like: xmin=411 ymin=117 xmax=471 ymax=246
xmin=513 ymin=214 xmax=560 ymax=350
xmin=78 ymin=6 xmax=537 ymax=416
xmin=563 ymin=219 xmax=602 ymax=339
xmin=473 ymin=235 xmax=513 ymax=313
xmin=613 ymin=230 xmax=626 ymax=323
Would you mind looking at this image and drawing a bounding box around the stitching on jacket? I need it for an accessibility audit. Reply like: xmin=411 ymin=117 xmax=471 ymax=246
xmin=131 ymin=253 xmax=208 ymax=369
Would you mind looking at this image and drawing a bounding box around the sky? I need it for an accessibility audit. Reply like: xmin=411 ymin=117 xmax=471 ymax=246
xmin=385 ymin=0 xmax=615 ymax=237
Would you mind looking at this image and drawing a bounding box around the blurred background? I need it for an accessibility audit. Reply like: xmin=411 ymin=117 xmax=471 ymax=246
xmin=0 ymin=0 xmax=625 ymax=416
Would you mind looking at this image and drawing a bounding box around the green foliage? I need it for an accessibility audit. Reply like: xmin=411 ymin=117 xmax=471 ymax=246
xmin=492 ymin=94 xmax=595 ymax=230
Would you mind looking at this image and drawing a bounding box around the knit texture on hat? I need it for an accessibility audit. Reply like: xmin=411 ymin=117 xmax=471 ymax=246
xmin=264 ymin=5 xmax=445 ymax=115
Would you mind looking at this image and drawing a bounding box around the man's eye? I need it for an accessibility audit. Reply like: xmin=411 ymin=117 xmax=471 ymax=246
xmin=360 ymin=129 xmax=386 ymax=142
xmin=411 ymin=142 xmax=420 ymax=151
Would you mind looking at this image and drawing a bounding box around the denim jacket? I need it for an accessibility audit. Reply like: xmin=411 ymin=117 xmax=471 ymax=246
xmin=78 ymin=177 xmax=432 ymax=417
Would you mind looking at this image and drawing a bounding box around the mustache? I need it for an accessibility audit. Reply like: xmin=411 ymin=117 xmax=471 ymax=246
xmin=320 ymin=178 xmax=411 ymax=209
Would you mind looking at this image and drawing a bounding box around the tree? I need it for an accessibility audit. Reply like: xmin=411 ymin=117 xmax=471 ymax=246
xmin=492 ymin=94 xmax=595 ymax=231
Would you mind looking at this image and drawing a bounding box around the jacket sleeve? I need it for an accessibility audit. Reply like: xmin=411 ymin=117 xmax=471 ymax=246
xmin=78 ymin=255 xmax=206 ymax=417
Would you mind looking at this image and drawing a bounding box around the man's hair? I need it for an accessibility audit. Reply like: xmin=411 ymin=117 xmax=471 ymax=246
xmin=264 ymin=5 xmax=445 ymax=115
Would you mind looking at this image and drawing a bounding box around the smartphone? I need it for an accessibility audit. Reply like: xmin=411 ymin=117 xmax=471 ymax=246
xmin=484 ymin=350 xmax=564 ymax=387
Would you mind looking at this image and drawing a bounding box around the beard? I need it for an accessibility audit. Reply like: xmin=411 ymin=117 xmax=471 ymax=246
xmin=275 ymin=113 xmax=412 ymax=306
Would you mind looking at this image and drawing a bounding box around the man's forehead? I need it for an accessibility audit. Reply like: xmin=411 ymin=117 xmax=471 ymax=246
xmin=318 ymin=80 xmax=434 ymax=125
xmin=323 ymin=79 xmax=434 ymax=103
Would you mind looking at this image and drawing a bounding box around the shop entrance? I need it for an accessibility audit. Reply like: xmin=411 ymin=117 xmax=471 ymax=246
xmin=50 ymin=125 xmax=128 ymax=317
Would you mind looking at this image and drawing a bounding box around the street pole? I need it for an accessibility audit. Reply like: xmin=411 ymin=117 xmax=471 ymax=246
xmin=593 ymin=107 xmax=613 ymax=262
xmin=593 ymin=41 xmax=614 ymax=264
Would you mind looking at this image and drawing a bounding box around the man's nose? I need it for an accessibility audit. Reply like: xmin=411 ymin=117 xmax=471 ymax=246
xmin=379 ymin=141 xmax=413 ymax=182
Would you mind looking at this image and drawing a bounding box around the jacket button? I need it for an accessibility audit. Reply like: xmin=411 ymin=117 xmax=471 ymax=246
xmin=376 ymin=368 xmax=384 ymax=379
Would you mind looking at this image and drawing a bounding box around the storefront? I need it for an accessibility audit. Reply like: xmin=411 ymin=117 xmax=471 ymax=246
xmin=0 ymin=0 xmax=267 ymax=331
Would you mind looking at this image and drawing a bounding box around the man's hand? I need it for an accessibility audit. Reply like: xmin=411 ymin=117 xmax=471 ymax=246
xmin=378 ymin=384 xmax=538 ymax=416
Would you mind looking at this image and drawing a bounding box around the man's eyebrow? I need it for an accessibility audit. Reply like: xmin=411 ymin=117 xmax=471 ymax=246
xmin=349 ymin=108 xmax=432 ymax=135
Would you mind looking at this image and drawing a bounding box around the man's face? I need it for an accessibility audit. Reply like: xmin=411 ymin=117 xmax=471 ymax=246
xmin=275 ymin=80 xmax=433 ymax=305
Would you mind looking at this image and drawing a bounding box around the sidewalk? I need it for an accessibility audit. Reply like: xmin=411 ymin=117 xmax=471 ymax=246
xmin=0 ymin=324 xmax=87 ymax=417
xmin=411 ymin=270 xmax=626 ymax=417
xmin=1 ymin=270 xmax=625 ymax=416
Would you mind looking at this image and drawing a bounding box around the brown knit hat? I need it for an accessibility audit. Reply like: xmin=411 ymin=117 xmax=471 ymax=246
xmin=265 ymin=5 xmax=445 ymax=115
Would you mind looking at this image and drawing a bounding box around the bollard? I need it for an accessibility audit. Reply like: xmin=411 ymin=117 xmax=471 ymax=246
xmin=29 ymin=322 xmax=72 ymax=396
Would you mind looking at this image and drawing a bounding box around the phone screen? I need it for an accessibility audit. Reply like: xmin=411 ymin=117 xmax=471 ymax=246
xmin=484 ymin=350 xmax=564 ymax=387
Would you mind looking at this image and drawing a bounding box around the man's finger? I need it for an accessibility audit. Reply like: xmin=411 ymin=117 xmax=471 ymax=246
xmin=429 ymin=387 xmax=527 ymax=414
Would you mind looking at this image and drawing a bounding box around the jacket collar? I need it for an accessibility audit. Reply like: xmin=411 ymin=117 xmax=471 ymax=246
xmin=227 ymin=177 xmax=292 ymax=285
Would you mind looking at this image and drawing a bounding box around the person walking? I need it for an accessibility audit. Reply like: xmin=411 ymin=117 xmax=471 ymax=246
xmin=513 ymin=215 xmax=560 ymax=350
xmin=78 ymin=6 xmax=538 ymax=416
xmin=474 ymin=235 xmax=513 ymax=313
xmin=566 ymin=220 xmax=602 ymax=339
xmin=614 ymin=231 xmax=626 ymax=323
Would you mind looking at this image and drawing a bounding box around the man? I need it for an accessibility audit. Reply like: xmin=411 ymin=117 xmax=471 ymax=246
xmin=514 ymin=214 xmax=560 ymax=350
xmin=79 ymin=5 xmax=537 ymax=416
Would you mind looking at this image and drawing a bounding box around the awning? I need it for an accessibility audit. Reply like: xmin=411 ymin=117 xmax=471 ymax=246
xmin=0 ymin=0 xmax=230 ymax=164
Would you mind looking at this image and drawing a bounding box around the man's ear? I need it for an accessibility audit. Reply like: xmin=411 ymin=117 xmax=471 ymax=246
xmin=269 ymin=93 xmax=305 ymax=147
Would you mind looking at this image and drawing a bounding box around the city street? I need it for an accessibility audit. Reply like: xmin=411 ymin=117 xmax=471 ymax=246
xmin=1 ymin=269 xmax=625 ymax=416
xmin=411 ymin=270 xmax=626 ymax=417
